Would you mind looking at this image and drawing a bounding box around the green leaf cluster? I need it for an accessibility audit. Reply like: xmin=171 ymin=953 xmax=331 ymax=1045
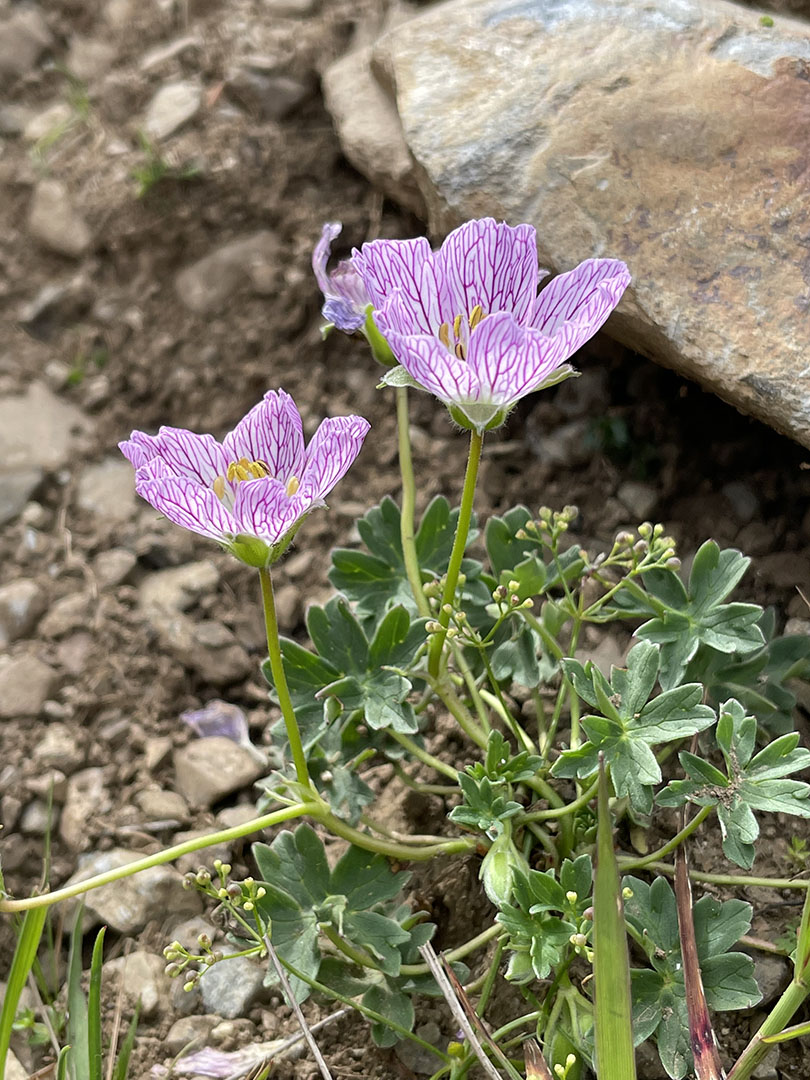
xmin=658 ymin=698 xmax=810 ymax=867
xmin=623 ymin=875 xmax=760 ymax=1079
xmin=552 ymin=641 xmax=715 ymax=812
xmin=497 ymin=856 xmax=592 ymax=983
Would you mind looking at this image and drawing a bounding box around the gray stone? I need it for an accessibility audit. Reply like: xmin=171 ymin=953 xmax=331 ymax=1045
xmin=395 ymin=1022 xmax=445 ymax=1074
xmin=23 ymin=102 xmax=73 ymax=143
xmin=165 ymin=1014 xmax=219 ymax=1056
xmin=28 ymin=179 xmax=93 ymax=258
xmin=40 ymin=593 xmax=91 ymax=638
xmin=322 ymin=47 xmax=425 ymax=218
xmin=0 ymin=8 xmax=52 ymax=82
xmin=175 ymin=232 xmax=279 ymax=315
xmin=755 ymin=551 xmax=810 ymax=589
xmin=199 ymin=954 xmax=268 ymax=1019
xmin=138 ymin=560 xmax=220 ymax=616
xmin=617 ymin=481 xmax=658 ymax=523
xmin=226 ymin=68 xmax=311 ymax=120
xmin=60 ymin=767 xmax=110 ymax=851
xmin=750 ymin=951 xmax=791 ymax=1005
xmin=19 ymin=799 xmax=56 ymax=836
xmin=335 ymin=0 xmax=810 ymax=448
xmin=77 ymin=458 xmax=137 ymax=521
xmin=0 ymin=104 xmax=35 ymax=135
xmin=0 ymin=469 xmax=43 ymax=526
xmin=93 ymin=547 xmax=137 ymax=587
xmin=0 ymin=579 xmax=46 ymax=646
xmin=174 ymin=737 xmax=264 ymax=808
xmin=65 ymin=36 xmax=117 ymax=82
xmin=32 ymin=723 xmax=84 ymax=773
xmin=155 ymin=614 xmax=253 ymax=685
xmin=0 ymin=382 xmax=90 ymax=480
xmin=140 ymin=35 xmax=203 ymax=73
xmin=174 ymin=828 xmax=232 ymax=875
xmin=66 ymin=848 xmax=202 ymax=933
xmin=170 ymin=915 xmax=219 ymax=951
xmin=19 ymin=276 xmax=93 ymax=342
xmin=722 ymin=481 xmax=760 ymax=525
xmin=135 ymin=787 xmax=190 ymax=823
xmin=0 ymin=655 xmax=58 ymax=718
xmin=103 ymin=951 xmax=172 ymax=1019
xmin=144 ymin=80 xmax=201 ymax=141
xmin=263 ymin=0 xmax=319 ymax=13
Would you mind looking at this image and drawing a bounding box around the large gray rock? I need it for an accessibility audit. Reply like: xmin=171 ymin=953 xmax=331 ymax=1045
xmin=330 ymin=0 xmax=810 ymax=447
xmin=175 ymin=232 xmax=279 ymax=315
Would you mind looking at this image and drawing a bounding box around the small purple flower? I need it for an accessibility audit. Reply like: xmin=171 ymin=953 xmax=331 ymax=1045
xmin=351 ymin=218 xmax=630 ymax=431
xmin=120 ymin=389 xmax=370 ymax=567
xmin=312 ymin=222 xmax=371 ymax=333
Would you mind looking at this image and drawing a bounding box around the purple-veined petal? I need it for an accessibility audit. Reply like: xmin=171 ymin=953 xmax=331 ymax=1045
xmin=466 ymin=312 xmax=568 ymax=405
xmin=233 ymin=478 xmax=307 ymax=545
xmin=136 ymin=472 xmax=239 ymax=542
xmin=384 ymin=331 xmax=479 ymax=407
xmin=353 ymin=236 xmax=446 ymax=334
xmin=297 ymin=415 xmax=371 ymax=501
xmin=313 ymin=222 xmax=370 ymax=332
xmin=223 ymin=389 xmax=305 ymax=482
xmin=147 ymin=427 xmax=229 ymax=485
xmin=119 ymin=430 xmax=161 ymax=470
xmin=312 ymin=222 xmax=342 ymax=295
xmin=530 ymin=258 xmax=630 ymax=339
xmin=439 ymin=218 xmax=539 ymax=325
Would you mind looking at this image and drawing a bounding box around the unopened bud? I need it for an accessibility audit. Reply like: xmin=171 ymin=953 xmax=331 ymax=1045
xmin=226 ymin=883 xmax=242 ymax=901
xmin=666 ymin=557 xmax=681 ymax=570
xmin=510 ymin=594 xmax=521 ymax=607
xmin=195 ymin=868 xmax=211 ymax=886
xmin=442 ymin=603 xmax=454 ymax=615
xmin=565 ymin=890 xmax=578 ymax=904
xmin=165 ymin=963 xmax=182 ymax=978
xmin=633 ymin=539 xmax=648 ymax=554
xmin=622 ymin=886 xmax=634 ymax=899
xmin=183 ymin=980 xmax=197 ymax=993
xmin=256 ymin=887 xmax=266 ymax=899
xmin=507 ymin=579 xmax=520 ymax=593
xmin=638 ymin=521 xmax=653 ymax=539
xmin=197 ymin=933 xmax=212 ymax=949
xmin=616 ymin=531 xmax=634 ymax=546
xmin=570 ymin=933 xmax=588 ymax=948
xmin=243 ymin=900 xmax=255 ymax=911
xmin=426 ymin=620 xmax=442 ymax=633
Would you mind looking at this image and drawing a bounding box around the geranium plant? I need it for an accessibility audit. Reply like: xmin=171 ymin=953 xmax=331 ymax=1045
xmin=3 ymin=217 xmax=810 ymax=1080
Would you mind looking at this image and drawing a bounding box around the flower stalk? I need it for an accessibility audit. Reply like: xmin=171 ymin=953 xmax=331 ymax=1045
xmin=396 ymin=385 xmax=430 ymax=617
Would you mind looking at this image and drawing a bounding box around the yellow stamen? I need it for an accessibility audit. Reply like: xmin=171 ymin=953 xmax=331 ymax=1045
xmin=438 ymin=322 xmax=451 ymax=349
xmin=286 ymin=476 xmax=300 ymax=496
xmin=226 ymin=458 xmax=272 ymax=483
xmin=469 ymin=303 xmax=484 ymax=329
xmin=455 ymin=342 xmax=466 ymax=359
xmin=213 ymin=475 xmax=226 ymax=500
xmin=453 ymin=313 xmax=462 ymax=338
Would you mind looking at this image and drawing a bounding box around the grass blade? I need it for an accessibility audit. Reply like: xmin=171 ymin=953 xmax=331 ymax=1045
xmin=674 ymin=842 xmax=726 ymax=1079
xmin=57 ymin=1045 xmax=72 ymax=1080
xmin=0 ymin=906 xmax=48 ymax=1080
xmin=110 ymin=1001 xmax=140 ymax=1080
xmin=87 ymin=928 xmax=106 ymax=1080
xmin=67 ymin=906 xmax=90 ymax=1080
xmin=593 ymin=755 xmax=636 ymax=1080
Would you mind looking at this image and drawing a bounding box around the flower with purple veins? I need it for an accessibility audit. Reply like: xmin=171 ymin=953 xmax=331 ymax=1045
xmin=351 ymin=217 xmax=630 ymax=432
xmin=120 ymin=389 xmax=370 ymax=568
xmin=312 ymin=222 xmax=372 ymax=334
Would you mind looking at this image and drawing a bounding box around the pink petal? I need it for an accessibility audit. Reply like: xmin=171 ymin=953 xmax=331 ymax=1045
xmin=439 ymin=218 xmax=539 ymax=325
xmin=298 ymin=415 xmax=371 ymax=502
xmin=466 ymin=313 xmax=567 ymax=405
xmin=352 ymin=236 xmax=446 ymax=334
xmin=150 ymin=428 xmax=229 ymax=485
xmin=119 ymin=430 xmax=161 ymax=470
xmin=233 ymin=479 xmax=307 ymax=545
xmin=136 ymin=473 xmax=239 ymax=542
xmin=530 ymin=259 xmax=630 ymax=344
xmin=312 ymin=222 xmax=342 ymax=295
xmin=223 ymin=389 xmax=305 ymax=482
xmin=385 ymin=331 xmax=479 ymax=407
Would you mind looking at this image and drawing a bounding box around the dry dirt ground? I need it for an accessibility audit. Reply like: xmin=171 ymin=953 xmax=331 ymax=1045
xmin=2 ymin=1 xmax=810 ymax=1078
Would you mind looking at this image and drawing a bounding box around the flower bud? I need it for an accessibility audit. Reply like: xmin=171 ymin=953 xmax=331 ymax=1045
xmin=197 ymin=933 xmax=212 ymax=949
xmin=666 ymin=557 xmax=681 ymax=570
xmin=638 ymin=521 xmax=653 ymax=538
xmin=195 ymin=868 xmax=211 ymax=886
xmin=565 ymin=890 xmax=578 ymax=904
xmin=226 ymin=883 xmax=242 ymax=901
xmin=165 ymin=963 xmax=182 ymax=978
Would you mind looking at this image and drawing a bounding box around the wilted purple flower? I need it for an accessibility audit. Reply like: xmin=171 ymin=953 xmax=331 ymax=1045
xmin=312 ymin=222 xmax=371 ymax=333
xmin=120 ymin=389 xmax=370 ymax=567
xmin=352 ymin=217 xmax=630 ymax=431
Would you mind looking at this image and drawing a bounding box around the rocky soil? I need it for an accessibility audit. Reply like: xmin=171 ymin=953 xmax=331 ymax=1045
xmin=1 ymin=0 xmax=810 ymax=1078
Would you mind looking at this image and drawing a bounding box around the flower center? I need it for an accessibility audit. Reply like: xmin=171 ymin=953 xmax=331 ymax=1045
xmin=212 ymin=458 xmax=300 ymax=501
xmin=436 ymin=304 xmax=486 ymax=360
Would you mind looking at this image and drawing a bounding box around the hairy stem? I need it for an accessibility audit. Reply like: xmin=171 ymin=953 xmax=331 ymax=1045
xmin=397 ymin=386 xmax=431 ymax=618
xmin=428 ymin=430 xmax=483 ymax=677
xmin=260 ymin=566 xmax=312 ymax=791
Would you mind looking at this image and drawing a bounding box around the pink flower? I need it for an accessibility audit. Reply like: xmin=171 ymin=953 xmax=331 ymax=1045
xmin=312 ymin=222 xmax=371 ymax=333
xmin=120 ymin=390 xmax=370 ymax=567
xmin=352 ymin=218 xmax=630 ymax=431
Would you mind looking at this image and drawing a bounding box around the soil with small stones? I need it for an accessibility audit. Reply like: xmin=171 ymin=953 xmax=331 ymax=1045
xmin=1 ymin=1 xmax=810 ymax=1078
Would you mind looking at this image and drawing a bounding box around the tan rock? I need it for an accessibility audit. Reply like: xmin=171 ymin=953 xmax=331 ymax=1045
xmin=334 ymin=0 xmax=810 ymax=447
xmin=174 ymin=736 xmax=264 ymax=808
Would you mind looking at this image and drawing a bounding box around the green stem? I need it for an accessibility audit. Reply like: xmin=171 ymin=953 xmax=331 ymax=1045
xmin=428 ymin=430 xmax=484 ymax=677
xmin=628 ymin=860 xmax=810 ymax=890
xmin=476 ymin=935 xmax=506 ymax=1017
xmin=397 ymin=386 xmax=430 ymax=618
xmin=400 ymin=924 xmax=503 ymax=976
xmin=259 ymin=567 xmax=312 ymax=791
xmin=389 ymin=730 xmax=459 ymax=781
xmin=432 ymin=677 xmax=489 ymax=749
xmin=452 ymin=643 xmax=491 ymax=734
xmin=0 ymin=803 xmax=317 ymax=913
xmin=319 ymin=809 xmax=475 ymax=861
xmin=519 ymin=778 xmax=599 ymax=823
xmin=618 ymin=805 xmax=713 ymax=870
xmin=728 ymin=978 xmax=810 ymax=1080
xmin=321 ymin=924 xmax=382 ymax=971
